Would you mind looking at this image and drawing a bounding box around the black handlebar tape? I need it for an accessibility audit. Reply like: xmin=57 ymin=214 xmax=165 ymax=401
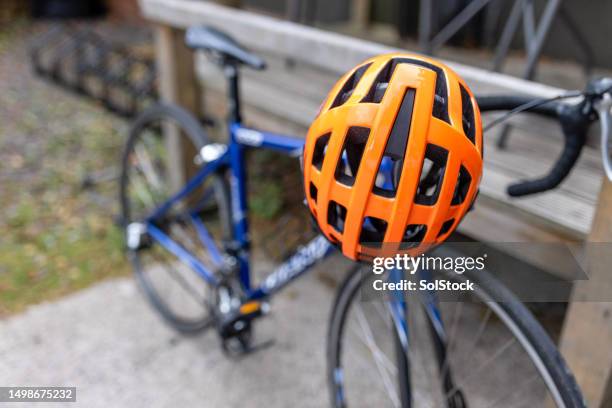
xmin=507 ymin=129 xmax=584 ymax=196
xmin=507 ymin=102 xmax=589 ymax=196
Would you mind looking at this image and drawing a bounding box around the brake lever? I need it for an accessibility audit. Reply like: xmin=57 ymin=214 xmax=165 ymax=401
xmin=594 ymin=93 xmax=612 ymax=181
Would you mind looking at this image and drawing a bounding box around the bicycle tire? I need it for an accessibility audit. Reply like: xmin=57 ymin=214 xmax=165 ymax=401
xmin=327 ymin=265 xmax=585 ymax=408
xmin=120 ymin=103 xmax=232 ymax=334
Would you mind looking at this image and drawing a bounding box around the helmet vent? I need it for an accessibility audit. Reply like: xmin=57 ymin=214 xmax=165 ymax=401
xmin=437 ymin=219 xmax=455 ymax=238
xmin=459 ymin=84 xmax=476 ymax=144
xmin=451 ymin=165 xmax=472 ymax=205
xmin=362 ymin=61 xmax=394 ymax=103
xmin=362 ymin=58 xmax=450 ymax=125
xmin=327 ymin=200 xmax=347 ymax=233
xmin=335 ymin=126 xmax=370 ymax=186
xmin=385 ymin=88 xmax=415 ymax=160
xmin=401 ymin=224 xmax=427 ymax=249
xmin=370 ymin=88 xmax=416 ymax=198
xmin=309 ymin=182 xmax=318 ymax=203
xmin=395 ymin=58 xmax=450 ymax=124
xmin=359 ymin=217 xmax=388 ymax=248
xmin=414 ymin=144 xmax=448 ymax=205
xmin=312 ymin=133 xmax=331 ymax=170
xmin=373 ymin=157 xmax=397 ymax=198
xmin=330 ymin=63 xmax=372 ymax=109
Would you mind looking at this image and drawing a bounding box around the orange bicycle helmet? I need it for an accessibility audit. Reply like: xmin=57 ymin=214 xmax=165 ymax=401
xmin=303 ymin=53 xmax=483 ymax=261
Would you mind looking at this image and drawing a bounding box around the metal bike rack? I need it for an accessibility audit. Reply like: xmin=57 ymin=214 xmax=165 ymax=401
xmin=30 ymin=23 xmax=157 ymax=118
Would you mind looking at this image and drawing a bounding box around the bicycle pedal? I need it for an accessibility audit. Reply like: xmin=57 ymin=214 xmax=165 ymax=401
xmin=218 ymin=301 xmax=269 ymax=339
xmin=239 ymin=300 xmax=269 ymax=317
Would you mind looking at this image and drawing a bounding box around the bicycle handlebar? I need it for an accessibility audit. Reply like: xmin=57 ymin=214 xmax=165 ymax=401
xmin=477 ymin=77 xmax=612 ymax=197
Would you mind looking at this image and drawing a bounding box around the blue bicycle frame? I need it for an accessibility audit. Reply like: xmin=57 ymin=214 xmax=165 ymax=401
xmin=145 ymin=119 xmax=336 ymax=300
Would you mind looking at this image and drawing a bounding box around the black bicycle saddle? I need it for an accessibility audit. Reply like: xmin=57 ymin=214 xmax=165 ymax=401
xmin=185 ymin=25 xmax=266 ymax=70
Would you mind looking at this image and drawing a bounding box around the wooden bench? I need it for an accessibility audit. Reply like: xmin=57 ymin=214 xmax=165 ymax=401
xmin=139 ymin=1 xmax=612 ymax=405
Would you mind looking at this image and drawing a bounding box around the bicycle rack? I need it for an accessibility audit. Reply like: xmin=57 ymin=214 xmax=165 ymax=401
xmin=30 ymin=23 xmax=157 ymax=118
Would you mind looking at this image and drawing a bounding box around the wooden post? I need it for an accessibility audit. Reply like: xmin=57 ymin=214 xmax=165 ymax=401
xmin=560 ymin=179 xmax=612 ymax=407
xmin=350 ymin=0 xmax=370 ymax=30
xmin=154 ymin=24 xmax=202 ymax=188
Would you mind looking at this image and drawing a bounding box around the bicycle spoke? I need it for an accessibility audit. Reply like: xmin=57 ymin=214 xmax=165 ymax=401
xmin=171 ymin=218 xmax=218 ymax=268
xmin=353 ymin=304 xmax=400 ymax=408
xmin=170 ymin=222 xmax=202 ymax=256
xmin=489 ymin=373 xmax=540 ymax=407
xmin=129 ymin=175 xmax=157 ymax=211
xmin=446 ymin=300 xmax=463 ymax=353
xmin=134 ymin=143 xmax=164 ymax=192
xmin=373 ymin=300 xmax=393 ymax=331
xmin=445 ymin=336 xmax=517 ymax=399
xmin=352 ymin=306 xmax=398 ymax=375
xmin=439 ymin=301 xmax=463 ymax=383
xmin=149 ymin=250 xmax=205 ymax=307
xmin=457 ymin=308 xmax=492 ymax=369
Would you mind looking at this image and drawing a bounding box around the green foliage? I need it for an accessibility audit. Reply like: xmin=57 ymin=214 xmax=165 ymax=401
xmin=0 ymin=223 xmax=128 ymax=316
xmin=250 ymin=182 xmax=284 ymax=219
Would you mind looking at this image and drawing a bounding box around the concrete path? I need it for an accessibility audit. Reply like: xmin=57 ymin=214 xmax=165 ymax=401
xmin=0 ymin=255 xmax=353 ymax=408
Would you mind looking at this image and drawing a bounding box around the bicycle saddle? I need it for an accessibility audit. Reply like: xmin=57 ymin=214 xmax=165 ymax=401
xmin=185 ymin=26 xmax=266 ymax=70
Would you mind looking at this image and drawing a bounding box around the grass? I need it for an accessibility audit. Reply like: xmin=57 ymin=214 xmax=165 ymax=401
xmin=0 ymin=223 xmax=126 ymax=314
xmin=0 ymin=123 xmax=130 ymax=316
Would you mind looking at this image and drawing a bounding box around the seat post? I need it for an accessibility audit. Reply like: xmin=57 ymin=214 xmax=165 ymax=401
xmin=224 ymin=61 xmax=242 ymax=124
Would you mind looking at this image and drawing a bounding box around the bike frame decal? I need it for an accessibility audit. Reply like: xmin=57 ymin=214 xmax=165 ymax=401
xmin=231 ymin=123 xmax=303 ymax=156
xmin=248 ymin=235 xmax=333 ymax=299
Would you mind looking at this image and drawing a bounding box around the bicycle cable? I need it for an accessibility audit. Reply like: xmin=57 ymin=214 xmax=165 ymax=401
xmin=482 ymin=90 xmax=584 ymax=132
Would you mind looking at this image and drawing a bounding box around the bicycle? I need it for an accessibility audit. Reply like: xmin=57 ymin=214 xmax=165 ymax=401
xmin=120 ymin=25 xmax=612 ymax=407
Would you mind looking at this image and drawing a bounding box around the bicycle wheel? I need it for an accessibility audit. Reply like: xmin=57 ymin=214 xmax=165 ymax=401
xmin=120 ymin=104 xmax=232 ymax=334
xmin=327 ymin=265 xmax=585 ymax=408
